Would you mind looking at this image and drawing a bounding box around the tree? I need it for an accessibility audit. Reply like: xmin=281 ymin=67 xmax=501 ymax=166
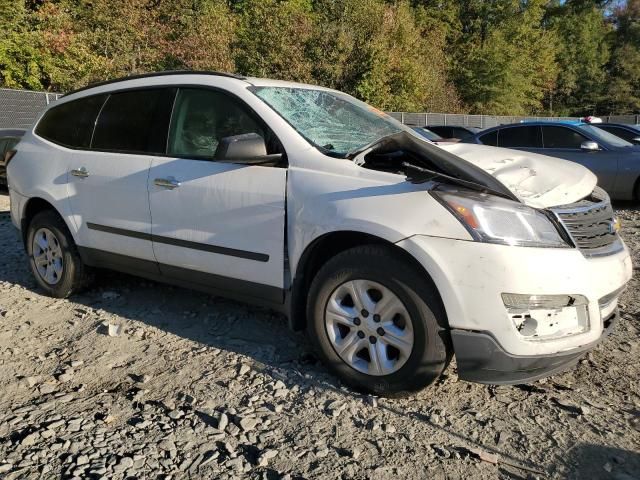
xmin=310 ymin=0 xmax=460 ymax=112
xmin=547 ymin=0 xmax=612 ymax=115
xmin=157 ymin=0 xmax=235 ymax=72
xmin=605 ymin=0 xmax=640 ymax=114
xmin=0 ymin=0 xmax=49 ymax=89
xmin=0 ymin=0 xmax=633 ymax=115
xmin=234 ymin=0 xmax=314 ymax=82
xmin=447 ymin=0 xmax=559 ymax=115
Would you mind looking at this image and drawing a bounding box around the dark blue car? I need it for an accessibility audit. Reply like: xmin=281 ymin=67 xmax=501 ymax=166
xmin=466 ymin=121 xmax=640 ymax=200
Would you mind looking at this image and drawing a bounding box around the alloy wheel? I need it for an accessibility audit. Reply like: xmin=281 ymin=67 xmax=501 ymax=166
xmin=324 ymin=279 xmax=414 ymax=376
xmin=32 ymin=227 xmax=64 ymax=285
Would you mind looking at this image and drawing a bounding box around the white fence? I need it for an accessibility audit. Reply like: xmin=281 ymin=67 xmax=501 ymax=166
xmin=388 ymin=112 xmax=640 ymax=127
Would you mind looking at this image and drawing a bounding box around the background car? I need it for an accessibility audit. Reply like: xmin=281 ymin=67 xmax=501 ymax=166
xmin=467 ymin=121 xmax=640 ymax=200
xmin=595 ymin=123 xmax=640 ymax=145
xmin=411 ymin=127 xmax=459 ymax=143
xmin=0 ymin=129 xmax=25 ymax=187
xmin=426 ymin=125 xmax=482 ymax=141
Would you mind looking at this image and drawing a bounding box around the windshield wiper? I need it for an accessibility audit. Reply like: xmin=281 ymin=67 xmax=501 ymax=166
xmin=402 ymin=161 xmax=513 ymax=199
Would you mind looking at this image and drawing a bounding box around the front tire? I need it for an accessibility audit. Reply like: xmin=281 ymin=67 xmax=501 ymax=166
xmin=307 ymin=245 xmax=451 ymax=396
xmin=26 ymin=210 xmax=91 ymax=298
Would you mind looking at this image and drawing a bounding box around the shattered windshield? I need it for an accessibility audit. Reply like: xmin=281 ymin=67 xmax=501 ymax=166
xmin=251 ymin=86 xmax=403 ymax=156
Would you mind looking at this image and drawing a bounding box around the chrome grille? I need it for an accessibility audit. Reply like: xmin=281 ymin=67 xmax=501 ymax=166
xmin=551 ymin=187 xmax=621 ymax=255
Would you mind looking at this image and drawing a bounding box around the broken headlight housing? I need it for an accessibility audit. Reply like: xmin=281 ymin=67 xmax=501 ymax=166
xmin=433 ymin=190 xmax=569 ymax=248
xmin=502 ymin=293 xmax=590 ymax=340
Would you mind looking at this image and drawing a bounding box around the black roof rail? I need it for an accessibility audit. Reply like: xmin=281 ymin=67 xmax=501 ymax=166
xmin=62 ymin=70 xmax=247 ymax=97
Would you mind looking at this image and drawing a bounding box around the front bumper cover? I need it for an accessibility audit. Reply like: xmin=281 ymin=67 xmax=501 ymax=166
xmin=452 ymin=309 xmax=619 ymax=385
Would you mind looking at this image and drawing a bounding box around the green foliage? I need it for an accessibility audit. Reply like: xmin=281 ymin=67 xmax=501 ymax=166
xmin=311 ymin=0 xmax=461 ymax=111
xmin=0 ymin=0 xmax=45 ymax=89
xmin=234 ymin=0 xmax=314 ymax=82
xmin=443 ymin=0 xmax=559 ymax=115
xmin=0 ymin=0 xmax=636 ymax=115
xmin=547 ymin=1 xmax=612 ymax=115
xmin=604 ymin=0 xmax=640 ymax=114
xmin=159 ymin=0 xmax=235 ymax=72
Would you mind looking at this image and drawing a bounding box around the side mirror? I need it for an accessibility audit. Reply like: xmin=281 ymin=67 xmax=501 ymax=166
xmin=214 ymin=133 xmax=282 ymax=165
xmin=632 ymin=137 xmax=640 ymax=145
xmin=580 ymin=141 xmax=600 ymax=152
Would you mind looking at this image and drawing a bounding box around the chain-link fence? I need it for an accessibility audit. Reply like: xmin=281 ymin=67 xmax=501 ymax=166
xmin=0 ymin=88 xmax=61 ymax=129
xmin=1 ymin=87 xmax=638 ymax=130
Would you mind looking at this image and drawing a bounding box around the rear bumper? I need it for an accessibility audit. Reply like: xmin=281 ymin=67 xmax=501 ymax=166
xmin=452 ymin=309 xmax=619 ymax=384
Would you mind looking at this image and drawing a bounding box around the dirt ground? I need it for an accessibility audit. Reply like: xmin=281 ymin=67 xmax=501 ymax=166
xmin=0 ymin=191 xmax=638 ymax=480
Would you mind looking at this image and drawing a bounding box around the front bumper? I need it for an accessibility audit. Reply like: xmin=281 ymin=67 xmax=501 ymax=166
xmin=397 ymin=235 xmax=632 ymax=357
xmin=451 ymin=309 xmax=619 ymax=384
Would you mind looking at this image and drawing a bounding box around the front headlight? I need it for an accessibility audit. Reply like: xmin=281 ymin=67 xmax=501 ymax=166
xmin=433 ymin=190 xmax=569 ymax=248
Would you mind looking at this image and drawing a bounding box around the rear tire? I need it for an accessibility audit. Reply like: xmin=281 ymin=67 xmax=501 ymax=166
xmin=306 ymin=245 xmax=451 ymax=396
xmin=26 ymin=210 xmax=92 ymax=298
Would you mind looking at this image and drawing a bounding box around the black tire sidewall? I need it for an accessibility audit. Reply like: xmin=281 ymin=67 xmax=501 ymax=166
xmin=307 ymin=246 xmax=449 ymax=396
xmin=26 ymin=211 xmax=83 ymax=298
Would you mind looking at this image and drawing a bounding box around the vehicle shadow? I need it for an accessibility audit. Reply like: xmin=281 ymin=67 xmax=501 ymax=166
xmin=68 ymin=269 xmax=328 ymax=382
xmin=612 ymin=200 xmax=639 ymax=209
xmin=561 ymin=443 xmax=640 ymax=480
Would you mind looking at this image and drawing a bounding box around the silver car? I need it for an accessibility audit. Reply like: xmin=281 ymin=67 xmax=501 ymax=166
xmin=467 ymin=121 xmax=640 ymax=200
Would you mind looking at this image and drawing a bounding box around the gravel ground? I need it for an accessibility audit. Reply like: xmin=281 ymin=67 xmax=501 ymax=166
xmin=0 ymin=191 xmax=638 ymax=480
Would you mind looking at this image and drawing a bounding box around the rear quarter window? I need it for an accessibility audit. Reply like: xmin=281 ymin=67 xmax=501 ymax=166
xmin=599 ymin=126 xmax=634 ymax=142
xmin=35 ymin=95 xmax=107 ymax=148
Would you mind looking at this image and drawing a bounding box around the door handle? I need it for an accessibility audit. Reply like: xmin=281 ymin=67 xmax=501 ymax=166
xmin=70 ymin=167 xmax=89 ymax=178
xmin=154 ymin=177 xmax=181 ymax=189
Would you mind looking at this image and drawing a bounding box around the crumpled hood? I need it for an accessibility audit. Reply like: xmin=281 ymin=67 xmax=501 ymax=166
xmin=438 ymin=143 xmax=598 ymax=208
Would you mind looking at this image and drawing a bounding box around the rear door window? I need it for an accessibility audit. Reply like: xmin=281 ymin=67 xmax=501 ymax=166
xmin=498 ymin=126 xmax=542 ymax=148
xmin=429 ymin=126 xmax=451 ymax=138
xmin=92 ymin=88 xmax=176 ymax=154
xmin=450 ymin=127 xmax=472 ymax=139
xmin=542 ymin=126 xmax=588 ymax=149
xmin=35 ymin=95 xmax=107 ymax=148
xmin=167 ymin=88 xmax=269 ymax=159
xmin=479 ymin=130 xmax=498 ymax=146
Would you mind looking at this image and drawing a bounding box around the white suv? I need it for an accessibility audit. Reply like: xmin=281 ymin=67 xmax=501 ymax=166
xmin=7 ymin=72 xmax=632 ymax=395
